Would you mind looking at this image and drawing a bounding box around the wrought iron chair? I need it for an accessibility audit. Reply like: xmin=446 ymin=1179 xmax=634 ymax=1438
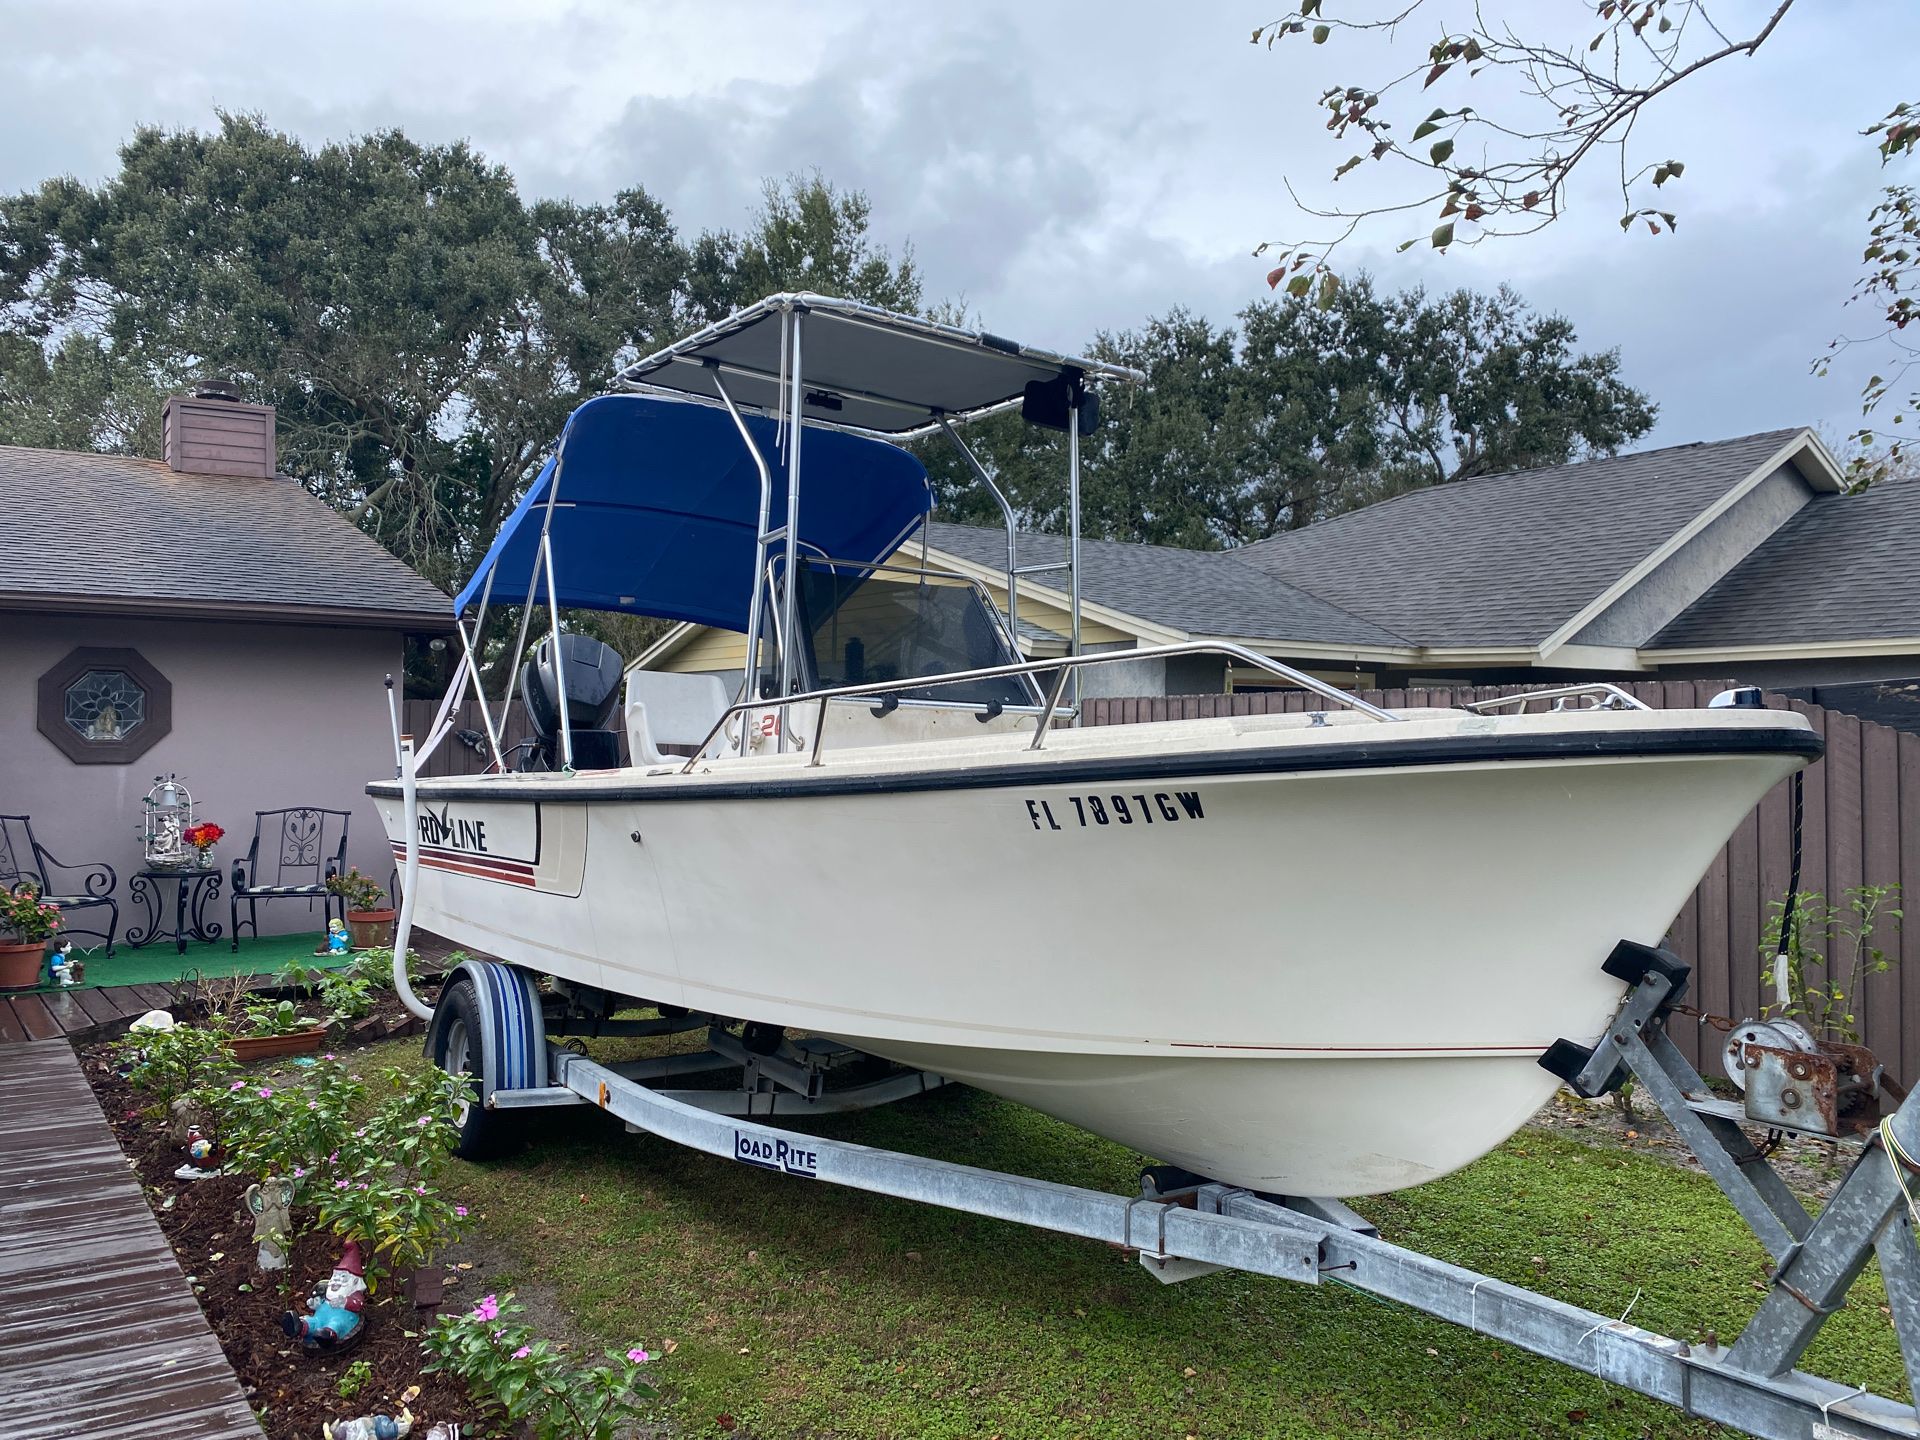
xmin=229 ymin=807 xmax=350 ymax=949
xmin=0 ymin=814 xmax=118 ymax=953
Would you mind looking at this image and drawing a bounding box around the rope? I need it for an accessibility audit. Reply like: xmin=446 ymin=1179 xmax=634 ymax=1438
xmin=1577 ymin=1287 xmax=1642 ymax=1345
xmin=1880 ymin=1116 xmax=1920 ymax=1231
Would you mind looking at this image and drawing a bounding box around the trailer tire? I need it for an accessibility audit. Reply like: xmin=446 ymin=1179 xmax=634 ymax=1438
xmin=434 ymin=980 xmax=520 ymax=1160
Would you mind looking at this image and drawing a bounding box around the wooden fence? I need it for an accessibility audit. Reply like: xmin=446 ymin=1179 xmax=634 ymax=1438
xmin=1087 ymin=681 xmax=1920 ymax=1077
xmin=407 ymin=681 xmax=1920 ymax=1078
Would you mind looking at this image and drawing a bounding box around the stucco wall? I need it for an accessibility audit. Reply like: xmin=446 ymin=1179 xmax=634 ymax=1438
xmin=0 ymin=613 xmax=405 ymax=939
xmin=1572 ymin=461 xmax=1817 ymax=647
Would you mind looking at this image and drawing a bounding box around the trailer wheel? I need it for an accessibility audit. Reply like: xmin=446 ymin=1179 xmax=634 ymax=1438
xmin=434 ymin=980 xmax=519 ymax=1160
xmin=742 ymin=1021 xmax=784 ymax=1056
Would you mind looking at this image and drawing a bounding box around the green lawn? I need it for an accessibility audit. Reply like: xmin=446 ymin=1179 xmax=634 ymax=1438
xmin=360 ymin=1037 xmax=1907 ymax=1439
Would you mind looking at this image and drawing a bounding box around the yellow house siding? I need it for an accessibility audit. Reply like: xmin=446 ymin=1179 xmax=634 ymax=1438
xmin=657 ymin=626 xmax=747 ymax=674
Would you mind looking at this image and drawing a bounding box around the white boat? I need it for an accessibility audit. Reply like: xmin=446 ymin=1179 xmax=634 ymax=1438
xmin=374 ymin=295 xmax=1820 ymax=1197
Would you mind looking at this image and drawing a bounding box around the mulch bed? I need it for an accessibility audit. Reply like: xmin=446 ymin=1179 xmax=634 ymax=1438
xmin=79 ymin=986 xmax=487 ymax=1440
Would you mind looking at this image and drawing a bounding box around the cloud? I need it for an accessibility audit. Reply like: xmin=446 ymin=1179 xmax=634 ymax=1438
xmin=2 ymin=0 xmax=1915 ymax=449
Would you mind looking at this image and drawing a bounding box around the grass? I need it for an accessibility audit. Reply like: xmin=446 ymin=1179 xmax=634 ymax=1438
xmin=26 ymin=930 xmax=353 ymax=992
xmin=358 ymin=1036 xmax=1909 ymax=1439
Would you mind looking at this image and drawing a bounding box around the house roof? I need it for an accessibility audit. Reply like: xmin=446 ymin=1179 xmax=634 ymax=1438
xmin=0 ymin=445 xmax=451 ymax=630
xmin=1652 ymin=467 xmax=1920 ymax=650
xmin=1227 ymin=429 xmax=1817 ymax=649
xmin=924 ymin=521 xmax=1407 ymax=648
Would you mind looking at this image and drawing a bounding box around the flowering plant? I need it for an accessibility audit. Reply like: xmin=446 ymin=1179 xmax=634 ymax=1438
xmin=312 ymin=1064 xmax=473 ymax=1285
xmin=209 ymin=1055 xmax=364 ymax=1207
xmin=182 ymin=821 xmax=224 ymax=857
xmin=422 ymin=1291 xmax=657 ymax=1440
xmin=1 ymin=882 xmax=62 ymax=944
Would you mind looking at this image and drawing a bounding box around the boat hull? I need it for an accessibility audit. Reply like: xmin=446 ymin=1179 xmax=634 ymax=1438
xmin=374 ymin=707 xmax=1816 ymax=1195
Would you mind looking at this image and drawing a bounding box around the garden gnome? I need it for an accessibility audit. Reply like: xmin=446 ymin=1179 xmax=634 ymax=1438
xmin=322 ymin=1409 xmax=412 ymax=1440
xmin=283 ymin=1240 xmax=369 ymax=1351
xmin=173 ymin=1124 xmax=223 ymax=1181
xmin=327 ymin=918 xmax=350 ymax=954
xmin=243 ymin=1177 xmax=296 ymax=1271
xmin=167 ymin=1095 xmax=204 ymax=1147
xmin=47 ymin=943 xmax=73 ymax=986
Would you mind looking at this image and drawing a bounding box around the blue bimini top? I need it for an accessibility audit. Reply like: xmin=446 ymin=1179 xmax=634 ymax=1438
xmin=453 ymin=393 xmax=932 ymax=632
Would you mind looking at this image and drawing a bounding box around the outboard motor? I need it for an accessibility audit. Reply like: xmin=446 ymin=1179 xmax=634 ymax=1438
xmin=520 ymin=634 xmax=624 ymax=770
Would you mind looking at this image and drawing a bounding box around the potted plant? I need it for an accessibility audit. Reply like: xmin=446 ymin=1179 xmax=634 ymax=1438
xmin=0 ymin=883 xmax=60 ymax=990
xmin=327 ymin=868 xmax=396 ymax=949
xmin=225 ymin=998 xmax=330 ymax=1060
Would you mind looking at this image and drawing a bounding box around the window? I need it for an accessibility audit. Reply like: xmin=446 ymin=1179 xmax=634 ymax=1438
xmin=37 ymin=647 xmax=172 ymax=764
xmin=792 ymin=561 xmax=1034 ymax=709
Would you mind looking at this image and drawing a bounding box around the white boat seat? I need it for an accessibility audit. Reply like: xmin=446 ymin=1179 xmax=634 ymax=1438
xmin=626 ymin=671 xmax=732 ymax=764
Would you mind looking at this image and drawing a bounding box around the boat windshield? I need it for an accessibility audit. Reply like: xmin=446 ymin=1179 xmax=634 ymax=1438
xmin=793 ymin=561 xmax=1033 ymax=709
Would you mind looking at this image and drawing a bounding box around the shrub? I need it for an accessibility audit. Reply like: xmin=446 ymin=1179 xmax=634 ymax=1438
xmin=210 ymin=1056 xmax=365 ymax=1206
xmin=1 ymin=881 xmax=61 ymax=943
xmin=423 ymin=1292 xmax=657 ymax=1440
xmin=313 ymin=1064 xmax=472 ymax=1284
xmin=1762 ymin=884 xmax=1904 ymax=1041
xmin=116 ymin=1019 xmax=238 ymax=1118
xmin=238 ymin=997 xmax=320 ymax=1037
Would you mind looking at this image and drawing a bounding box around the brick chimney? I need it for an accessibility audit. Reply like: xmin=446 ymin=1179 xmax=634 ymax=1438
xmin=163 ymin=379 xmax=277 ymax=478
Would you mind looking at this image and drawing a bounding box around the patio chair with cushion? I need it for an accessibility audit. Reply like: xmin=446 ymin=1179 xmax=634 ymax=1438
xmin=0 ymin=814 xmax=118 ymax=953
xmin=230 ymin=807 xmax=350 ymax=949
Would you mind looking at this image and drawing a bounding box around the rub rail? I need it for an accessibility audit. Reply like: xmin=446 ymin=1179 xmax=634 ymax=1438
xmin=682 ymin=641 xmax=1402 ymax=773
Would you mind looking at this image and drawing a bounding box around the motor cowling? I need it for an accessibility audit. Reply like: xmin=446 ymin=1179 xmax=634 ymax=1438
xmin=521 ymin=634 xmax=623 ymax=740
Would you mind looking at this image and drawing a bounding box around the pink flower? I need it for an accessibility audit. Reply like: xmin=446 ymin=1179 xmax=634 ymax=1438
xmin=293 ymin=1166 xmax=306 ymax=1178
xmin=472 ymin=1295 xmax=500 ymax=1321
xmin=324 ymin=1053 xmax=336 ymax=1061
xmin=335 ymin=1179 xmax=350 ymax=1190
xmin=415 ymin=1183 xmax=427 ymax=1194
xmin=627 ymin=1347 xmax=650 ymax=1364
xmin=229 ymin=1080 xmax=245 ymax=1091
xmin=329 ymin=1151 xmax=339 ymax=1164
xmin=455 ymin=1206 xmax=468 ymax=1218
xmin=513 ymin=1345 xmax=531 ymax=1359
xmin=257 ymin=1087 xmax=272 ymax=1099
xmin=417 ymin=1116 xmax=430 ymax=1127
xmin=307 ymin=1100 xmax=318 ymax=1110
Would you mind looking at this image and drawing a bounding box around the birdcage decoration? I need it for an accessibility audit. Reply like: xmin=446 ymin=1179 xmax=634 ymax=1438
xmin=142 ymin=773 xmax=195 ymax=870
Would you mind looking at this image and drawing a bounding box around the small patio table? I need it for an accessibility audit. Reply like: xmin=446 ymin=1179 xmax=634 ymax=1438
xmin=127 ymin=867 xmax=224 ymax=953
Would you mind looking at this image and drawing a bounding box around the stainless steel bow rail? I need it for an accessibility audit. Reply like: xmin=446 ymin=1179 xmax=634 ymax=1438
xmin=464 ymin=940 xmax=1920 ymax=1440
xmin=681 ymin=639 xmax=1403 ymax=772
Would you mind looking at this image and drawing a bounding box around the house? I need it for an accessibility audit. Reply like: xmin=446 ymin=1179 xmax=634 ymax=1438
xmin=0 ymin=386 xmax=451 ymax=935
xmin=637 ymin=427 xmax=1920 ymax=719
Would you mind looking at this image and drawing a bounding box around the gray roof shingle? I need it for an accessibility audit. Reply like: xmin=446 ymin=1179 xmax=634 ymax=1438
xmin=1653 ymin=468 xmax=1920 ymax=648
xmin=0 ymin=445 xmax=451 ymax=627
xmin=1226 ymin=429 xmax=1810 ymax=648
xmin=925 ymin=521 xmax=1408 ymax=647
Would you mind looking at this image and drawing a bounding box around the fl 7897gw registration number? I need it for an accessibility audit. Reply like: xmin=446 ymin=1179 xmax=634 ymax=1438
xmin=1024 ymin=790 xmax=1205 ymax=831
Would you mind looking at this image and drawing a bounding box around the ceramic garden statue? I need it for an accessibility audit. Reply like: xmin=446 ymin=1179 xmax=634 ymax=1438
xmin=173 ymin=1124 xmax=223 ymax=1181
xmin=283 ymin=1240 xmax=369 ymax=1351
xmin=243 ymin=1177 xmax=296 ymax=1271
xmin=322 ymin=1409 xmax=412 ymax=1439
xmin=327 ymin=918 xmax=350 ymax=954
xmin=47 ymin=943 xmax=74 ymax=986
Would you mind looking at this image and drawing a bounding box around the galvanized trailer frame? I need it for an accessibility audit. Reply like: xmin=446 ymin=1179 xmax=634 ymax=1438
xmin=436 ymin=945 xmax=1920 ymax=1440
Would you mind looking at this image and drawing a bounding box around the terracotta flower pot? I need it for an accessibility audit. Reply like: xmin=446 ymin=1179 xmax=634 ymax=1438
xmin=345 ymin=909 xmax=397 ymax=949
xmin=225 ymin=1025 xmax=330 ymax=1061
xmin=0 ymin=939 xmax=46 ymax=990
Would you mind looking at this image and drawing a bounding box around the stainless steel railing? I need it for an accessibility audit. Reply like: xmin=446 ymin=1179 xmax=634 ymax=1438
xmin=1459 ymin=683 xmax=1649 ymax=714
xmin=681 ymin=641 xmax=1401 ymax=772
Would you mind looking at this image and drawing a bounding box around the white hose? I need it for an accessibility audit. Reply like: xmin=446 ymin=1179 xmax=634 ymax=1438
xmin=391 ymin=734 xmax=434 ymax=1022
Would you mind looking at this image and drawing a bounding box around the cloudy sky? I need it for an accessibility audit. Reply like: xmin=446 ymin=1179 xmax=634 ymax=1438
xmin=3 ymin=1 xmax=1911 ymax=448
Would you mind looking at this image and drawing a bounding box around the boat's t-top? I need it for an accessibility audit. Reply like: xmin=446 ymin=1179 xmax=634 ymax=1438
xmin=444 ymin=292 xmax=1156 ymax=772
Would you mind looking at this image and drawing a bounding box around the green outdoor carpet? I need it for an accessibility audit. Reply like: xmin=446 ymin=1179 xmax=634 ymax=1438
xmin=26 ymin=932 xmax=358 ymax=993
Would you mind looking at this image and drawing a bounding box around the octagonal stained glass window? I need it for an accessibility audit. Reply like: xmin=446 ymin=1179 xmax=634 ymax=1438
xmin=63 ymin=669 xmax=147 ymax=743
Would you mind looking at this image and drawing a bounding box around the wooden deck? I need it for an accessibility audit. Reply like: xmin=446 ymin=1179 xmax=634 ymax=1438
xmin=0 ymin=1041 xmax=266 ymax=1438
xmin=0 ymin=983 xmax=181 ymax=1046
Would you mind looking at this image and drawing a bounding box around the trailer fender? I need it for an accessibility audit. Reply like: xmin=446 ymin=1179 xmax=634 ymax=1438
xmin=431 ymin=959 xmax=548 ymax=1106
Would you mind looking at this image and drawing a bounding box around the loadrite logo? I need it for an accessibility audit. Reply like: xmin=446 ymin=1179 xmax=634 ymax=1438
xmin=418 ymin=804 xmax=489 ymax=853
xmin=733 ymin=1130 xmax=819 ymax=1178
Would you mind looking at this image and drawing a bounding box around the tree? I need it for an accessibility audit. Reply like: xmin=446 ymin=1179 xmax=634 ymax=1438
xmin=1250 ymin=1 xmax=1911 ymax=475
xmin=0 ymin=113 xmax=683 ymax=592
xmin=682 ymin=173 xmax=922 ymax=324
xmin=924 ymin=279 xmax=1653 ymax=547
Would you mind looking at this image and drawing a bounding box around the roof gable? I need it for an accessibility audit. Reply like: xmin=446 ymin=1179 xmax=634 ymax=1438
xmin=0 ymin=445 xmax=450 ymax=627
xmin=1652 ymin=467 xmax=1920 ymax=650
xmin=1227 ymin=429 xmax=1813 ymax=649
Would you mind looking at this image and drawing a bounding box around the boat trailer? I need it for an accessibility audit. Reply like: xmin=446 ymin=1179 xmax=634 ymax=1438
xmin=438 ymin=941 xmax=1920 ymax=1440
